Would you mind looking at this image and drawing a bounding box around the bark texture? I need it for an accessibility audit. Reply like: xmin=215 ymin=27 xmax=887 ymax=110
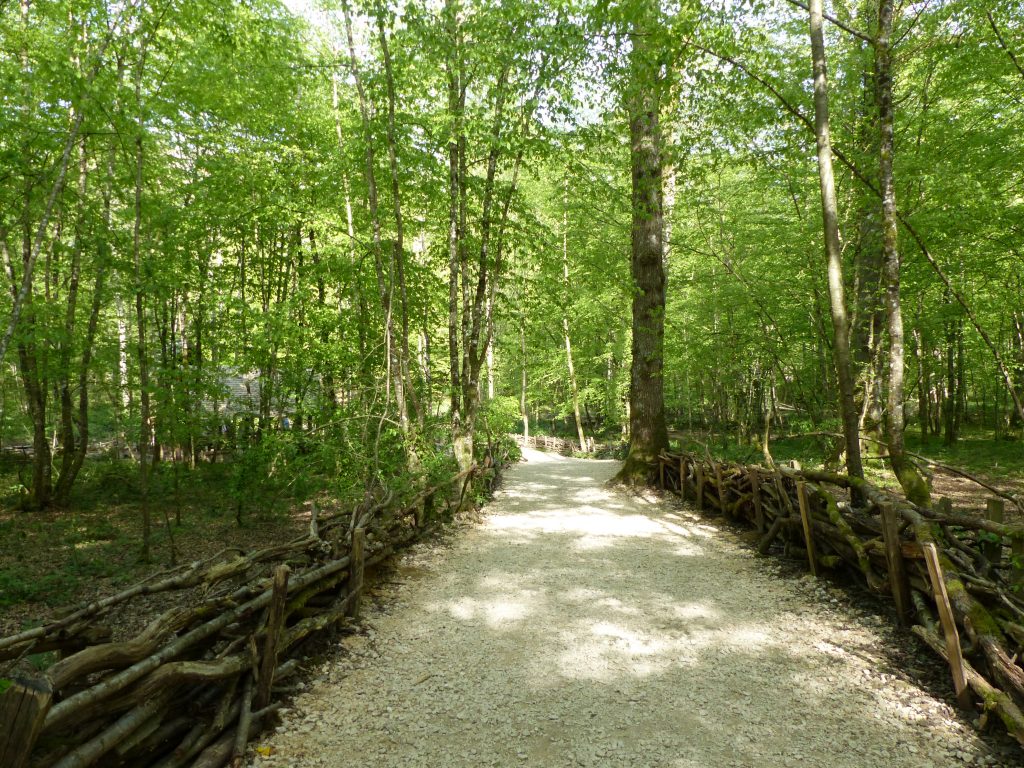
xmin=876 ymin=0 xmax=929 ymax=506
xmin=615 ymin=10 xmax=669 ymax=484
xmin=808 ymin=0 xmax=865 ymax=489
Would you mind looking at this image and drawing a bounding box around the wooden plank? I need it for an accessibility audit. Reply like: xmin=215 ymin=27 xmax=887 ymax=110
xmin=345 ymin=527 xmax=366 ymax=621
xmin=750 ymin=468 xmax=764 ymax=532
xmin=983 ymin=498 xmax=1005 ymax=566
xmin=255 ymin=565 xmax=290 ymax=710
xmin=880 ymin=503 xmax=912 ymax=626
xmin=796 ymin=481 xmax=818 ymax=577
xmin=0 ymin=676 xmax=53 ymax=768
xmin=922 ymin=542 xmax=972 ymax=709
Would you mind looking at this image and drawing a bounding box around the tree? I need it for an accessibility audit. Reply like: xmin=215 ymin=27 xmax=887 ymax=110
xmin=875 ymin=0 xmax=929 ymax=505
xmin=615 ymin=0 xmax=669 ymax=483
xmin=806 ymin=0 xmax=865 ymax=487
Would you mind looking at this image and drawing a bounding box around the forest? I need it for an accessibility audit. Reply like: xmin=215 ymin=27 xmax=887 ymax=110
xmin=4 ymin=0 xmax=1024 ymax=765
xmin=0 ymin=0 xmax=1022 ymax=587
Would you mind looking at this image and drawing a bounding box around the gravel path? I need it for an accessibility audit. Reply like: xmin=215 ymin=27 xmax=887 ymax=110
xmin=250 ymin=448 xmax=1015 ymax=767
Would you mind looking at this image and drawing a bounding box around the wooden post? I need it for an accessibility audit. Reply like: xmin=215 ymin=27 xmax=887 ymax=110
xmin=695 ymin=462 xmax=704 ymax=510
xmin=936 ymin=496 xmax=952 ymax=515
xmin=679 ymin=456 xmax=687 ymax=500
xmin=0 ymin=677 xmax=52 ymax=768
xmin=658 ymin=456 xmax=665 ymax=491
xmin=880 ymin=503 xmax=912 ymax=626
xmin=983 ymin=498 xmax=1005 ymax=567
xmin=418 ymin=491 xmax=434 ymax=528
xmin=922 ymin=542 xmax=972 ymax=709
xmin=255 ymin=564 xmax=289 ymax=710
xmin=714 ymin=462 xmax=726 ymax=516
xmin=345 ymin=527 xmax=366 ymax=620
xmin=1012 ymin=537 xmax=1024 ymax=589
xmin=750 ymin=469 xmax=764 ymax=532
xmin=796 ymin=481 xmax=818 ymax=577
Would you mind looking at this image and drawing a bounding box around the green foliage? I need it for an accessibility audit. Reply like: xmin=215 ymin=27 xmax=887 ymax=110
xmin=477 ymin=396 xmax=521 ymax=444
xmin=476 ymin=396 xmax=524 ymax=465
xmin=0 ymin=0 xmax=1021 ymax=558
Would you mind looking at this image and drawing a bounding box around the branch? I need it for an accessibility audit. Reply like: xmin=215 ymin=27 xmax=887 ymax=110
xmin=695 ymin=41 xmax=1024 ymax=424
xmin=987 ymin=10 xmax=1024 ymax=82
xmin=783 ymin=0 xmax=874 ymax=44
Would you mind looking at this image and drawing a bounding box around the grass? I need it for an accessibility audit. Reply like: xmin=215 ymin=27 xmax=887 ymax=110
xmin=904 ymin=430 xmax=1024 ymax=483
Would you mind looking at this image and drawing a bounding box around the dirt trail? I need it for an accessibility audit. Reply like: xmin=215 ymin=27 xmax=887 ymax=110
xmin=250 ymin=448 xmax=1011 ymax=767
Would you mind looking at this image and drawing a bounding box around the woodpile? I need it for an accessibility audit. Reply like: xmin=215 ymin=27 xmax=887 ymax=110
xmin=0 ymin=464 xmax=489 ymax=768
xmin=658 ymin=451 xmax=1024 ymax=746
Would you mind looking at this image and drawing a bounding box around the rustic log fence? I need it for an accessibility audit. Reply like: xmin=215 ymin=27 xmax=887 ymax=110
xmin=516 ymin=434 xmax=618 ymax=456
xmin=0 ymin=461 xmax=497 ymax=768
xmin=658 ymin=450 xmax=1024 ymax=746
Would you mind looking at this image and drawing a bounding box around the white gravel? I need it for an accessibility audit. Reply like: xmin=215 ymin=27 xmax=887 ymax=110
xmin=250 ymin=448 xmax=1013 ymax=767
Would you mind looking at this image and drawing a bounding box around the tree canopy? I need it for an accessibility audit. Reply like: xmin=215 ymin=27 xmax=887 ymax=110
xmin=1 ymin=0 xmax=1022 ymax=533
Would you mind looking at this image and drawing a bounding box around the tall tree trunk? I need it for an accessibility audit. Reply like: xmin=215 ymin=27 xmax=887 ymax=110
xmin=807 ymin=0 xmax=865 ymax=492
xmin=851 ymin=0 xmax=885 ymax=451
xmin=520 ymin=316 xmax=529 ymax=439
xmin=341 ymin=0 xmax=411 ymax=447
xmin=955 ymin=318 xmax=966 ymax=434
xmin=877 ymin=0 xmax=928 ymax=505
xmin=944 ymin=304 xmax=958 ymax=446
xmin=132 ymin=37 xmax=154 ymax=560
xmin=445 ymin=0 xmax=463 ymax=445
xmin=457 ymin=65 xmax=509 ymax=470
xmin=330 ymin=67 xmax=367 ymax=393
xmin=615 ymin=5 xmax=669 ymax=484
xmin=52 ymin=136 xmax=89 ymax=506
xmin=63 ymin=105 xmax=116 ymax=497
xmin=376 ymin=7 xmax=421 ymax=429
xmin=485 ymin=295 xmax=495 ymax=401
xmin=562 ymin=179 xmax=586 ymax=449
xmin=914 ymin=320 xmax=929 ymax=443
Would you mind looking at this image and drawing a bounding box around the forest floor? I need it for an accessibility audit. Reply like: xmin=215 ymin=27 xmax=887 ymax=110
xmin=0 ymin=490 xmax=307 ymax=638
xmin=247 ymin=447 xmax=1021 ymax=768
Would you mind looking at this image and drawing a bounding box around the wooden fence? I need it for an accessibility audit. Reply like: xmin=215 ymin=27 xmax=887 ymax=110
xmin=0 ymin=462 xmax=496 ymax=768
xmin=516 ymin=434 xmax=618 ymax=456
xmin=657 ymin=450 xmax=1024 ymax=746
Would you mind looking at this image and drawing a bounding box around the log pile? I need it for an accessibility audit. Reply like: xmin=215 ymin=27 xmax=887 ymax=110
xmin=658 ymin=451 xmax=1024 ymax=746
xmin=0 ymin=464 xmax=488 ymax=768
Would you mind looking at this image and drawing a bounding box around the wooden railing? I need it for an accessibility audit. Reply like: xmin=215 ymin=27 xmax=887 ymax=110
xmin=0 ymin=463 xmax=498 ymax=768
xmin=658 ymin=450 xmax=1024 ymax=746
